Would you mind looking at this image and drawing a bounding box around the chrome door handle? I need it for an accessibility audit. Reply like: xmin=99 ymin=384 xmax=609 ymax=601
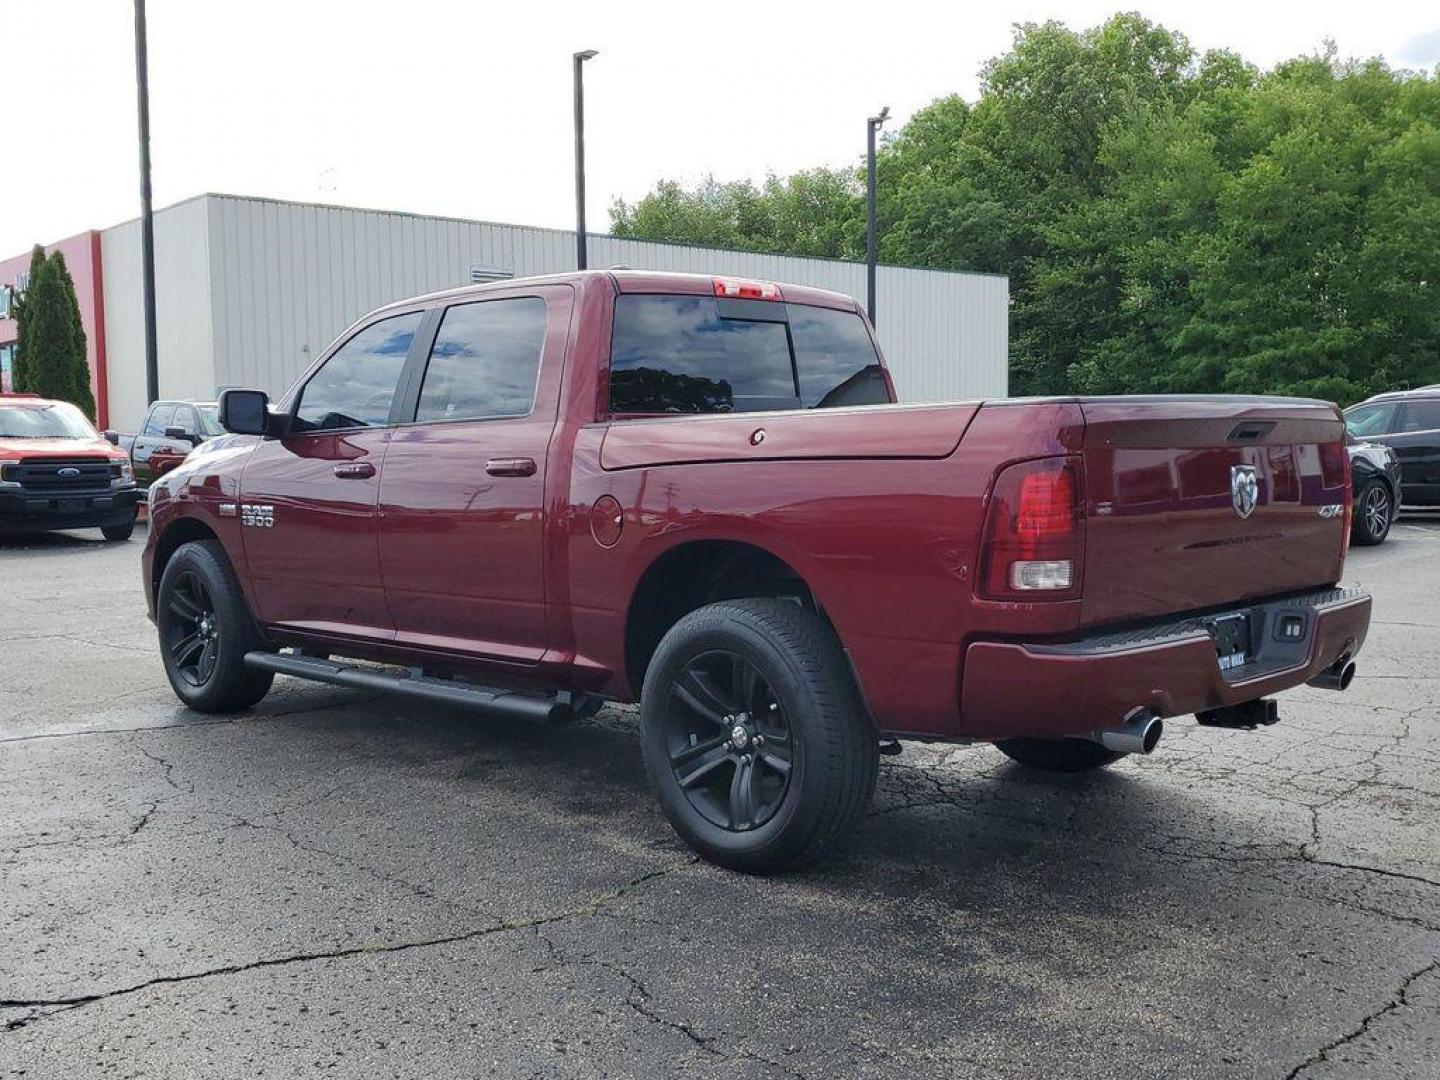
xmin=332 ymin=462 xmax=376 ymax=479
xmin=485 ymin=457 xmax=537 ymax=477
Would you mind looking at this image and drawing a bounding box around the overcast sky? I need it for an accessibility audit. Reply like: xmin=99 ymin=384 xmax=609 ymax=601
xmin=2 ymin=0 xmax=1437 ymax=257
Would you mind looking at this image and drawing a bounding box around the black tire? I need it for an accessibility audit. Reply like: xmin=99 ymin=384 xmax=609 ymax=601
xmin=156 ymin=539 xmax=274 ymax=713
xmin=994 ymin=737 xmax=1124 ymax=773
xmin=101 ymin=512 xmax=137 ymax=541
xmin=1351 ymin=480 xmax=1393 ymax=546
xmin=639 ymin=599 xmax=879 ymax=874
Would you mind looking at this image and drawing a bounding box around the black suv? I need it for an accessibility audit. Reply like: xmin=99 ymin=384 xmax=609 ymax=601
xmin=1345 ymin=388 xmax=1440 ymax=512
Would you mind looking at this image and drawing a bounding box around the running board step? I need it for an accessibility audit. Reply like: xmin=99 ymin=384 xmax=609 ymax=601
xmin=244 ymin=651 xmax=577 ymax=723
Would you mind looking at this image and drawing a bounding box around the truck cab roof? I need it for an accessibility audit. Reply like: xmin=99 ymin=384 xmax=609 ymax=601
xmin=381 ymin=269 xmax=863 ymax=317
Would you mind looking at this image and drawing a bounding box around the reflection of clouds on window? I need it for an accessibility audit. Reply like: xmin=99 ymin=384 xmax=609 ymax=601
xmin=789 ymin=305 xmax=888 ymax=408
xmin=296 ymin=311 xmax=421 ymax=430
xmin=415 ymin=297 xmax=547 ymax=422
xmin=374 ymin=330 xmax=416 ymax=356
xmin=609 ymin=295 xmax=887 ymax=414
xmin=610 ymin=296 xmax=796 ymax=413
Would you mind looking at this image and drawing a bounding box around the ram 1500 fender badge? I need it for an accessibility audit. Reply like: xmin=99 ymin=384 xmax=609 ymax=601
xmin=240 ymin=504 xmax=275 ymax=528
xmin=1230 ymin=465 xmax=1258 ymax=519
xmin=1317 ymin=504 xmax=1344 ymax=519
xmin=591 ymin=495 xmax=623 ymax=548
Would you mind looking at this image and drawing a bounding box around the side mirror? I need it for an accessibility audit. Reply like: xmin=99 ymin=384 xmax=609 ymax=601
xmin=163 ymin=425 xmax=199 ymax=445
xmin=103 ymin=430 xmax=121 ymax=446
xmin=218 ymin=388 xmax=277 ymax=436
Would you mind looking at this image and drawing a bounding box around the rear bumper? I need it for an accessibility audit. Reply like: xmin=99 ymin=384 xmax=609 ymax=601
xmin=959 ymin=587 xmax=1371 ymax=739
xmin=0 ymin=487 xmax=141 ymax=531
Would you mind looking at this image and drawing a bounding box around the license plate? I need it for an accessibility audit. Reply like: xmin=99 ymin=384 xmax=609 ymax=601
xmin=1210 ymin=613 xmax=1251 ymax=671
xmin=56 ymin=498 xmax=87 ymax=514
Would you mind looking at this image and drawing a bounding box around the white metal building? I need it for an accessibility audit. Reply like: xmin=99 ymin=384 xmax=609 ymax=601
xmin=91 ymin=193 xmax=1007 ymax=430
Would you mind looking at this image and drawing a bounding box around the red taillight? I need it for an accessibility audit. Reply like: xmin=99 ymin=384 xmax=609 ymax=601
xmin=713 ymin=277 xmax=782 ymax=301
xmin=1318 ymin=440 xmax=1352 ymax=558
xmin=1318 ymin=440 xmax=1348 ymax=489
xmin=979 ymin=455 xmax=1085 ymax=600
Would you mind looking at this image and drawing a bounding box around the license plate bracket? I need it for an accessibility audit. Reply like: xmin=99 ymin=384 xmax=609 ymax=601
xmin=1209 ymin=613 xmax=1252 ymax=672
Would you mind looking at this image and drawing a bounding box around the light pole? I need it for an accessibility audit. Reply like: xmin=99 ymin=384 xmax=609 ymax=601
xmin=573 ymin=49 xmax=598 ymax=271
xmin=134 ymin=0 xmax=159 ymax=406
xmin=866 ymin=106 xmax=889 ymax=327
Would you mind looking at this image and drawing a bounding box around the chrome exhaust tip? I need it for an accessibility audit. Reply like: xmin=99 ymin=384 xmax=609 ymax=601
xmin=1308 ymin=659 xmax=1356 ymax=692
xmin=1088 ymin=709 xmax=1164 ymax=755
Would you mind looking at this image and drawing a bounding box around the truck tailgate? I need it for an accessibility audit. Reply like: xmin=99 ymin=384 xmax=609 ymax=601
xmin=1078 ymin=397 xmax=1348 ymax=626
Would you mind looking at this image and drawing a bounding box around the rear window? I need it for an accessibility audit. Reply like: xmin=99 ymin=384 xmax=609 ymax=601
xmin=608 ymin=295 xmax=888 ymax=415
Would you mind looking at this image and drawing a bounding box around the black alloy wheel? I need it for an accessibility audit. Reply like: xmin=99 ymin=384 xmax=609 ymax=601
xmin=1353 ymin=481 xmax=1393 ymax=546
xmin=640 ymin=598 xmax=879 ymax=873
xmin=164 ymin=570 xmax=221 ymax=687
xmin=665 ymin=649 xmax=795 ymax=832
xmin=155 ymin=539 xmax=273 ymax=713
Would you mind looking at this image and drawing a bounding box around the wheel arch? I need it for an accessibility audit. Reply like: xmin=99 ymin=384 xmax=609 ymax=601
xmin=150 ymin=515 xmax=225 ymax=607
xmin=622 ymin=538 xmax=852 ymax=702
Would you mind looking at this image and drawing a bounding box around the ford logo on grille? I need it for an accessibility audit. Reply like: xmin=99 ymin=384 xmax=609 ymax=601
xmin=57 ymin=467 xmax=83 ymax=478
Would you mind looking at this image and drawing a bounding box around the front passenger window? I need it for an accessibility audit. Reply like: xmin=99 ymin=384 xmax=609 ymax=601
xmin=294 ymin=312 xmax=423 ymax=433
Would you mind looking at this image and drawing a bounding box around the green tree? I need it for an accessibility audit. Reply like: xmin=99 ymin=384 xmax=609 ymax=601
xmin=612 ymin=168 xmax=863 ymax=259
xmin=13 ymin=245 xmax=95 ymax=418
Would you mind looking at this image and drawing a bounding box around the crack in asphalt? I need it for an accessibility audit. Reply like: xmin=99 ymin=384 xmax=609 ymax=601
xmin=0 ymin=858 xmax=696 ymax=1035
xmin=1280 ymin=958 xmax=1440 ymax=1080
xmin=0 ymin=692 xmax=386 ymax=745
xmin=534 ymin=920 xmax=805 ymax=1079
xmin=0 ymin=631 xmax=154 ymax=654
xmin=215 ymin=808 xmax=483 ymax=918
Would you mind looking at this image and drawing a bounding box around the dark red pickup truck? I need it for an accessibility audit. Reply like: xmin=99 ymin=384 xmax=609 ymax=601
xmin=142 ymin=270 xmax=1371 ymax=871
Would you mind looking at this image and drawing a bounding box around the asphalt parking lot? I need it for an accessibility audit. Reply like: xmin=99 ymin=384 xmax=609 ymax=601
xmin=2 ymin=518 xmax=1438 ymax=1079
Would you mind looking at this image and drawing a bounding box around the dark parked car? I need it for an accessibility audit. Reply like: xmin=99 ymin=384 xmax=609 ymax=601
xmin=1344 ymin=388 xmax=1440 ymax=508
xmin=1346 ymin=440 xmax=1402 ymax=545
xmin=106 ymin=400 xmax=223 ymax=490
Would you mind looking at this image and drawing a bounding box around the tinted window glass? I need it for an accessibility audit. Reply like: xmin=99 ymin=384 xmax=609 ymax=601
xmin=415 ymin=298 xmax=547 ymax=422
xmin=168 ymin=405 xmax=197 ymax=434
xmin=142 ymin=405 xmax=175 ymax=437
xmin=295 ymin=312 xmax=421 ymax=432
xmin=195 ymin=405 xmax=224 ymax=436
xmin=788 ymin=305 xmax=888 ymax=408
xmin=1401 ymin=399 xmax=1440 ymax=432
xmin=610 ymin=295 xmax=797 ymax=414
xmin=1344 ymin=403 xmax=1396 ymax=437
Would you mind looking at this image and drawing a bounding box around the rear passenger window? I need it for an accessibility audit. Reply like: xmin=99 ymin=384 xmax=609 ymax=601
xmin=415 ymin=298 xmax=547 ymax=422
xmin=294 ymin=311 xmax=422 ymax=432
xmin=608 ymin=294 xmax=888 ymax=415
xmin=1400 ymin=400 xmax=1440 ymax=433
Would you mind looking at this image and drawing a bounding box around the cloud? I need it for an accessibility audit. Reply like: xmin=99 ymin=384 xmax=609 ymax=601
xmin=1396 ymin=29 xmax=1440 ymax=67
